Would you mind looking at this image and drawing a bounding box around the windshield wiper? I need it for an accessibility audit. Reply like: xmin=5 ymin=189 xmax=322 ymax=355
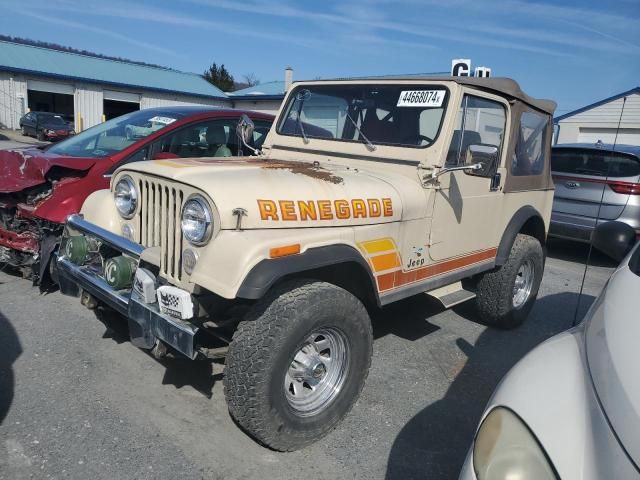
xmin=345 ymin=111 xmax=376 ymax=151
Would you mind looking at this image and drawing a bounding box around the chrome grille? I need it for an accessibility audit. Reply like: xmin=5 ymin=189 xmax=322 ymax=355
xmin=137 ymin=178 xmax=185 ymax=283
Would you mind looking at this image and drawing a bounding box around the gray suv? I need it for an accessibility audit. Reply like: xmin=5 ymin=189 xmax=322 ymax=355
xmin=550 ymin=143 xmax=640 ymax=243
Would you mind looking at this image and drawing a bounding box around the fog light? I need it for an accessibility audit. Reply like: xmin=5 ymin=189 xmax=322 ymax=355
xmin=122 ymin=223 xmax=135 ymax=241
xmin=65 ymin=236 xmax=90 ymax=265
xmin=104 ymin=255 xmax=137 ymax=290
xmin=182 ymin=248 xmax=198 ymax=275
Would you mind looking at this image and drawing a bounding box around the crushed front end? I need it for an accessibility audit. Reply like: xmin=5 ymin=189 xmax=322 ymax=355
xmin=0 ymin=186 xmax=61 ymax=281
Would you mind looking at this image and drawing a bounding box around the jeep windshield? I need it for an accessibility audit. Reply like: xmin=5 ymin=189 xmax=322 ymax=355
xmin=277 ymin=84 xmax=448 ymax=149
xmin=47 ymin=109 xmax=186 ymax=158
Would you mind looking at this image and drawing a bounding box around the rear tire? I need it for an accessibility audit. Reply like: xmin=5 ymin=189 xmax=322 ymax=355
xmin=21 ymin=126 xmax=27 ymax=136
xmin=473 ymin=234 xmax=544 ymax=329
xmin=224 ymin=279 xmax=373 ymax=451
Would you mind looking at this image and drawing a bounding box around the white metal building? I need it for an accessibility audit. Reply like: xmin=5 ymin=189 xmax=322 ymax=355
xmin=555 ymin=87 xmax=640 ymax=145
xmin=0 ymin=40 xmax=231 ymax=132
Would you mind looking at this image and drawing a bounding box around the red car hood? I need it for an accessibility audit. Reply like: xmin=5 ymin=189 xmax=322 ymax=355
xmin=0 ymin=147 xmax=97 ymax=192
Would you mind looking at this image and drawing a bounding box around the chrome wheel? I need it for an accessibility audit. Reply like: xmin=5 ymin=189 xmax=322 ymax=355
xmin=284 ymin=328 xmax=350 ymax=417
xmin=512 ymin=259 xmax=535 ymax=308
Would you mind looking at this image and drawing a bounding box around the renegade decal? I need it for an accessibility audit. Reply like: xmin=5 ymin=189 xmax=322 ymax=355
xmin=257 ymin=198 xmax=394 ymax=221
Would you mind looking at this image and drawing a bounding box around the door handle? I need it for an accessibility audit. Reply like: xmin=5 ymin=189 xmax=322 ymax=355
xmin=490 ymin=172 xmax=502 ymax=191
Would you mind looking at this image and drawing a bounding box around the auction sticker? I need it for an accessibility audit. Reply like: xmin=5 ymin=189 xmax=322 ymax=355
xmin=397 ymin=90 xmax=445 ymax=107
xmin=148 ymin=116 xmax=177 ymax=125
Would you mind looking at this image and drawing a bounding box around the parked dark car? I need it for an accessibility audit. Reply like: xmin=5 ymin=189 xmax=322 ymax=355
xmin=1 ymin=106 xmax=273 ymax=287
xmin=19 ymin=111 xmax=75 ymax=141
xmin=550 ymin=143 xmax=640 ymax=243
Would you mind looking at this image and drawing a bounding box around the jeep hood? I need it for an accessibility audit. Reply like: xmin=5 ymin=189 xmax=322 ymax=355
xmin=120 ymin=157 xmax=424 ymax=230
xmin=0 ymin=147 xmax=96 ymax=193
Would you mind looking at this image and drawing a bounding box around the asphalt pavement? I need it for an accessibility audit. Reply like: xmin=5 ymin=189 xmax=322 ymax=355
xmin=0 ymin=238 xmax=616 ymax=480
xmin=0 ymin=129 xmax=47 ymax=149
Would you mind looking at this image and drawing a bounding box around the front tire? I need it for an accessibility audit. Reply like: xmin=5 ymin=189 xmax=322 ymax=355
xmin=224 ymin=279 xmax=373 ymax=451
xmin=21 ymin=126 xmax=27 ymax=136
xmin=473 ymin=234 xmax=544 ymax=329
xmin=37 ymin=130 xmax=45 ymax=141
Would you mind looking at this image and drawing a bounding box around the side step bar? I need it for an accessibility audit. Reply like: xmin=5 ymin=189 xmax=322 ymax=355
xmin=425 ymin=281 xmax=476 ymax=308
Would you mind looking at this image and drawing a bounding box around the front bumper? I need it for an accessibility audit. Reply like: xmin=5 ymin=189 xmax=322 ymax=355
xmin=57 ymin=214 xmax=199 ymax=359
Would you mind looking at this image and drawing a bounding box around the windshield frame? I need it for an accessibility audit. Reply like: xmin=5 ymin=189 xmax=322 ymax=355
xmin=276 ymin=83 xmax=451 ymax=150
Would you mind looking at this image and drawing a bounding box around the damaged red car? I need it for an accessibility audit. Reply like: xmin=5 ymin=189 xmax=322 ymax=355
xmin=0 ymin=106 xmax=273 ymax=288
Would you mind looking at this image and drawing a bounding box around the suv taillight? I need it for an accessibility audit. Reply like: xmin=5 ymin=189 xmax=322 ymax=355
xmin=608 ymin=181 xmax=640 ymax=195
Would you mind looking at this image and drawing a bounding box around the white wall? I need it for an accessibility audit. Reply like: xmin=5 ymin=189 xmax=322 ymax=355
xmin=0 ymin=72 xmax=27 ymax=129
xmin=557 ymin=92 xmax=640 ymax=144
xmin=232 ymin=99 xmax=283 ymax=115
xmin=75 ymin=83 xmax=103 ymax=130
xmin=141 ymin=91 xmax=229 ymax=109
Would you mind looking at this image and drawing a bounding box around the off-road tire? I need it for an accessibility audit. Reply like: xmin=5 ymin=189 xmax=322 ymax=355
xmin=224 ymin=279 xmax=373 ymax=451
xmin=473 ymin=234 xmax=544 ymax=329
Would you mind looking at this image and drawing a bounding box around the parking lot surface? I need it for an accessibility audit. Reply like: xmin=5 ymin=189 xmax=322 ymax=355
xmin=0 ymin=130 xmax=46 ymax=150
xmin=0 ymin=238 xmax=615 ymax=480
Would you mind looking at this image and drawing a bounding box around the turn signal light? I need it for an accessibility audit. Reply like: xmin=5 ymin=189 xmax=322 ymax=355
xmin=270 ymin=244 xmax=301 ymax=258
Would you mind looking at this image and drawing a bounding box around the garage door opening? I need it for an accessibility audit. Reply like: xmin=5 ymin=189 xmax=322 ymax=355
xmin=103 ymin=90 xmax=140 ymax=121
xmin=27 ymin=90 xmax=74 ymax=123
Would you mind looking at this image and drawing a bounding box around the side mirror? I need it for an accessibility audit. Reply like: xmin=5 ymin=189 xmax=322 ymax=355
xmin=236 ymin=114 xmax=255 ymax=144
xmin=465 ymin=144 xmax=499 ymax=177
xmin=592 ymin=221 xmax=636 ymax=262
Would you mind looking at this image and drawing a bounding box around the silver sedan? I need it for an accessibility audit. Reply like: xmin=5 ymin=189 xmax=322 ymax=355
xmin=459 ymin=221 xmax=639 ymax=480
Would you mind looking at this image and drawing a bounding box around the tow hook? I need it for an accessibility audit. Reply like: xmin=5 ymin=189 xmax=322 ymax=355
xmin=80 ymin=290 xmax=98 ymax=309
xmin=151 ymin=339 xmax=169 ymax=359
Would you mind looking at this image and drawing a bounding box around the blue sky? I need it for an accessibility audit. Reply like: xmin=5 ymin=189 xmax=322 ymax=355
xmin=1 ymin=0 xmax=638 ymax=114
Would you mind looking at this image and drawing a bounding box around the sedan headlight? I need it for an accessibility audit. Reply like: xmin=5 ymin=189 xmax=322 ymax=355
xmin=181 ymin=195 xmax=213 ymax=246
xmin=114 ymin=176 xmax=138 ymax=219
xmin=473 ymin=407 xmax=558 ymax=480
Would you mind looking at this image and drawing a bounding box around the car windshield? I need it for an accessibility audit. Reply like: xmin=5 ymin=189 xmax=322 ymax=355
xmin=41 ymin=114 xmax=66 ymax=126
xmin=47 ymin=109 xmax=186 ymax=158
xmin=277 ymin=84 xmax=449 ymax=149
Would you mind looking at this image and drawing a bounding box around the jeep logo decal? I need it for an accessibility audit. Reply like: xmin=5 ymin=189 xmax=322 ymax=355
xmin=257 ymin=198 xmax=393 ymax=221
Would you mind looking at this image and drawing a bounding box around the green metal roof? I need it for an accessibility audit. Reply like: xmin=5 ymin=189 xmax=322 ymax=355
xmin=0 ymin=40 xmax=228 ymax=99
xmin=229 ymin=81 xmax=286 ymax=97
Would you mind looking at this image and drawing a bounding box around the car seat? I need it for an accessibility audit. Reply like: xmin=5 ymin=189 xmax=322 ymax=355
xmin=206 ymin=125 xmax=232 ymax=157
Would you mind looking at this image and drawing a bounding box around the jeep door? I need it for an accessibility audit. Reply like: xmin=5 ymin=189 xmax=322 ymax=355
xmin=428 ymin=91 xmax=508 ymax=261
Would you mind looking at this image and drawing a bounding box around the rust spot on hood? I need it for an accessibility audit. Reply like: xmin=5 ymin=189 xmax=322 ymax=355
xmin=262 ymin=160 xmax=343 ymax=185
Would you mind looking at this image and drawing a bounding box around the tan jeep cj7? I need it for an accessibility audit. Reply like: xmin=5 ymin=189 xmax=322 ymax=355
xmin=57 ymin=76 xmax=556 ymax=450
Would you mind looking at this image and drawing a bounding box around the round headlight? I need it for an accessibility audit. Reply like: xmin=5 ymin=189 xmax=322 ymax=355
xmin=181 ymin=195 xmax=213 ymax=246
xmin=114 ymin=176 xmax=138 ymax=219
xmin=473 ymin=407 xmax=558 ymax=480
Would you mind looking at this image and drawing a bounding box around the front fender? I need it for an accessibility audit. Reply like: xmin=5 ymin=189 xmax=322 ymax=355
xmin=187 ymin=227 xmax=375 ymax=301
xmin=80 ymin=189 xmax=122 ymax=234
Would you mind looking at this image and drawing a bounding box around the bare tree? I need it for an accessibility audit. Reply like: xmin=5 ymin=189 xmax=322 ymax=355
xmin=243 ymin=73 xmax=260 ymax=87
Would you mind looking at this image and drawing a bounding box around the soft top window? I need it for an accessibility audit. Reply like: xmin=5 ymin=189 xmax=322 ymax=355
xmin=277 ymin=84 xmax=449 ymax=149
xmin=511 ymin=110 xmax=548 ymax=176
xmin=552 ymin=148 xmax=640 ymax=178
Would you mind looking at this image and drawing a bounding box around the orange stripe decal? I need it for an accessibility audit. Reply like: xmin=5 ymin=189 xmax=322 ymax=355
xmin=376 ymin=248 xmax=497 ymax=292
xmin=371 ymin=252 xmax=401 ymax=272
